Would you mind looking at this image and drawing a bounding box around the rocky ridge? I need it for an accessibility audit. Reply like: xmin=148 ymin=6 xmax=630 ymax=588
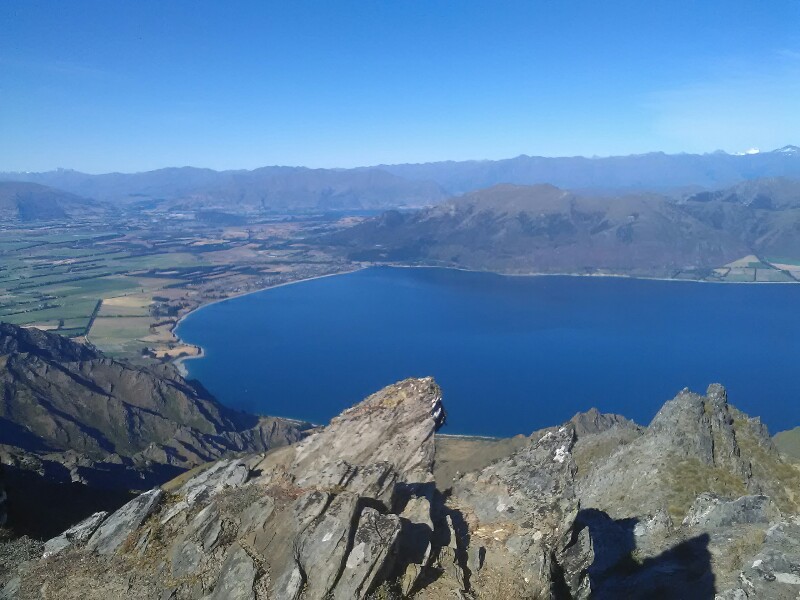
xmin=3 ymin=377 xmax=800 ymax=598
xmin=0 ymin=323 xmax=308 ymax=538
xmin=0 ymin=323 xmax=306 ymax=477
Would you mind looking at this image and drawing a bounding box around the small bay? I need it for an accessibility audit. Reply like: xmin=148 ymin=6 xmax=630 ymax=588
xmin=176 ymin=267 xmax=800 ymax=437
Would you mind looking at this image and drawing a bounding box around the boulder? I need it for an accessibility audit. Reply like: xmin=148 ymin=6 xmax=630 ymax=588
xmin=334 ymin=507 xmax=402 ymax=599
xmin=208 ymin=543 xmax=258 ymax=600
xmin=683 ymin=493 xmax=780 ymax=529
xmin=43 ymin=511 xmax=109 ymax=557
xmin=721 ymin=518 xmax=800 ymax=600
xmin=86 ymin=488 xmax=163 ymax=555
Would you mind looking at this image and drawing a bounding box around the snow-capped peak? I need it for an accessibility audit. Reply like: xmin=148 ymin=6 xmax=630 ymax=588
xmin=774 ymin=145 xmax=800 ymax=154
xmin=734 ymin=147 xmax=760 ymax=156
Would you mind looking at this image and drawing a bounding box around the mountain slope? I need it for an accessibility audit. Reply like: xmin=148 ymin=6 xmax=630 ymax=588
xmin=0 ymin=182 xmax=107 ymax=222
xmin=0 ymin=323 xmax=307 ymax=484
xmin=680 ymin=177 xmax=800 ymax=259
xmin=327 ymin=183 xmax=749 ymax=276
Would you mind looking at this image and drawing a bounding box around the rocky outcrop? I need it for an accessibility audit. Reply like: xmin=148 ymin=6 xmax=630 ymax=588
xmin=719 ymin=517 xmax=800 ymax=599
xmin=578 ymin=384 xmax=769 ymax=521
xmin=683 ymin=493 xmax=780 ymax=529
xmin=573 ymin=385 xmax=800 ymax=598
xmin=569 ymin=407 xmax=641 ymax=437
xmin=5 ymin=379 xmax=800 ymax=599
xmin=43 ymin=511 xmax=108 ymax=558
xmin=451 ymin=425 xmax=586 ymax=597
xmin=85 ymin=488 xmax=164 ymax=555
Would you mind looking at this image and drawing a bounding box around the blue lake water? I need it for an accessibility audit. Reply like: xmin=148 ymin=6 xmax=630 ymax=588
xmin=176 ymin=267 xmax=800 ymax=437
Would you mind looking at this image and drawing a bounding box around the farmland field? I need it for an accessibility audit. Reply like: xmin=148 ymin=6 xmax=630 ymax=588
xmin=0 ymin=214 xmax=355 ymax=360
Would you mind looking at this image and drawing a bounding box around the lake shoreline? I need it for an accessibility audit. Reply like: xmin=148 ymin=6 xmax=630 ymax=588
xmin=173 ymin=262 xmax=798 ymax=377
xmin=173 ymin=267 xmax=365 ymax=376
xmin=172 ymin=264 xmax=795 ymax=441
xmin=385 ymin=263 xmax=800 ymax=285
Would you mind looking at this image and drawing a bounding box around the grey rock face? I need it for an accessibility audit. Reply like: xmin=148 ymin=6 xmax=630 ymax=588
xmin=569 ymin=407 xmax=642 ymax=437
xmin=43 ymin=511 xmax=109 ymax=557
xmin=334 ymin=507 xmax=401 ymax=599
xmin=633 ymin=509 xmax=674 ymax=539
xmin=684 ymin=493 xmax=780 ymax=529
xmin=86 ymin=488 xmax=163 ymax=555
xmin=207 ymin=544 xmax=257 ymax=600
xmin=292 ymin=491 xmax=361 ymax=598
xmin=579 ymin=384 xmax=755 ymax=520
xmin=290 ymin=376 xmax=445 ymax=485
xmin=721 ymin=518 xmax=800 ymax=599
xmin=452 ymin=424 xmax=586 ymax=596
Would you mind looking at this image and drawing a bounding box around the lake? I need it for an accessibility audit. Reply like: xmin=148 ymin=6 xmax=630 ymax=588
xmin=176 ymin=267 xmax=800 ymax=437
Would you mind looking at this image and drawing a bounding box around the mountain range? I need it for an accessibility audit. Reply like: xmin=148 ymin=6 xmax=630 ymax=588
xmin=325 ymin=178 xmax=800 ymax=277
xmin=0 ymin=167 xmax=448 ymax=213
xmin=2 ymin=146 xmax=800 ymax=216
xmin=375 ymin=145 xmax=800 ymax=194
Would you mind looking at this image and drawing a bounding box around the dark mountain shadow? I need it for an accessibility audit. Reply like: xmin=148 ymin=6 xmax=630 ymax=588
xmin=575 ymin=508 xmax=715 ymax=599
xmin=3 ymin=463 xmax=136 ymax=540
xmin=0 ymin=418 xmax=55 ymax=453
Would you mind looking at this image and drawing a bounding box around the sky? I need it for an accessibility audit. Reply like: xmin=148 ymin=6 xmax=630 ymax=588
xmin=1 ymin=0 xmax=800 ymax=173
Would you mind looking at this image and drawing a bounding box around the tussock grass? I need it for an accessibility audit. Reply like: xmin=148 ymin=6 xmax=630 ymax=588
xmin=665 ymin=459 xmax=747 ymax=522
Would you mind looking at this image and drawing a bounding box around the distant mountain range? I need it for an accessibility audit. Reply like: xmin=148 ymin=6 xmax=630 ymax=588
xmin=325 ymin=177 xmax=800 ymax=277
xmin=0 ymin=182 xmax=106 ymax=222
xmin=0 ymin=166 xmax=448 ymax=213
xmin=375 ymin=145 xmax=800 ymax=194
xmin=1 ymin=146 xmax=799 ymax=215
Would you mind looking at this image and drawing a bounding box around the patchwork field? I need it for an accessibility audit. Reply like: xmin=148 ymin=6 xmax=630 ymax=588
xmin=0 ymin=216 xmax=355 ymax=360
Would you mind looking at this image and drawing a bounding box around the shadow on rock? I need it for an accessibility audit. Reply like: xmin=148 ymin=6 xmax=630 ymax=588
xmin=571 ymin=508 xmax=715 ymax=599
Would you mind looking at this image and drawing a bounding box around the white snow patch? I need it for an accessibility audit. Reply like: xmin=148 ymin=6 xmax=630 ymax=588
xmin=554 ymin=445 xmax=568 ymax=463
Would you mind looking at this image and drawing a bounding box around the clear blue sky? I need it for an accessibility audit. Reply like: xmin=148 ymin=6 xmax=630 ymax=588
xmin=2 ymin=0 xmax=799 ymax=172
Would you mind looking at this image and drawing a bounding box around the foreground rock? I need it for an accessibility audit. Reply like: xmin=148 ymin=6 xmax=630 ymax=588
xmin=5 ymin=379 xmax=800 ymax=599
xmin=43 ymin=511 xmax=108 ymax=558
